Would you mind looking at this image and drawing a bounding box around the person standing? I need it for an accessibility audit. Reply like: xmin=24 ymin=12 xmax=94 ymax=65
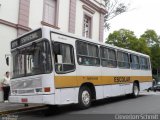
xmin=2 ymin=71 xmax=10 ymax=102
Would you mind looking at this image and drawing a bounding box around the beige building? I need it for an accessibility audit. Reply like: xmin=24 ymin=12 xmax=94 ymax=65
xmin=0 ymin=0 xmax=106 ymax=77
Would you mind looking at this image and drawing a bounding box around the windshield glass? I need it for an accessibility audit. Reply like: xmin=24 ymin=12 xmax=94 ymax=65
xmin=11 ymin=40 xmax=52 ymax=78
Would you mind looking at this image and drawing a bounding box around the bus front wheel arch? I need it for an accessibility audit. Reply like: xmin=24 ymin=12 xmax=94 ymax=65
xmin=78 ymin=83 xmax=96 ymax=109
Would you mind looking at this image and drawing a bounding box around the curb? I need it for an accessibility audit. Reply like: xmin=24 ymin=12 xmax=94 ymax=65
xmin=0 ymin=105 xmax=47 ymax=115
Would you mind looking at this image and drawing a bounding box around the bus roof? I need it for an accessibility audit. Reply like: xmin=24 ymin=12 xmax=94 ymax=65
xmin=43 ymin=26 xmax=150 ymax=58
xmin=11 ymin=26 xmax=150 ymax=58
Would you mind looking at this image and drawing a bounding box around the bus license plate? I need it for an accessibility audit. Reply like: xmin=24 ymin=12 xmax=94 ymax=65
xmin=21 ymin=98 xmax=28 ymax=103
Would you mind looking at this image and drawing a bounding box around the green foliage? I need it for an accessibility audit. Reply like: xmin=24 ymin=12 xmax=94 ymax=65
xmin=140 ymin=30 xmax=160 ymax=70
xmin=140 ymin=29 xmax=160 ymax=47
xmin=151 ymin=44 xmax=160 ymax=69
xmin=106 ymin=29 xmax=160 ymax=70
xmin=106 ymin=29 xmax=150 ymax=54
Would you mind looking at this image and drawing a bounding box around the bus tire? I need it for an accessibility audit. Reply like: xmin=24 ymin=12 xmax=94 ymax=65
xmin=78 ymin=86 xmax=91 ymax=109
xmin=132 ymin=82 xmax=139 ymax=98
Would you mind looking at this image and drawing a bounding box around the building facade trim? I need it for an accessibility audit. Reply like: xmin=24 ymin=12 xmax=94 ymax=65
xmin=41 ymin=21 xmax=60 ymax=29
xmin=82 ymin=5 xmax=95 ymax=14
xmin=0 ymin=19 xmax=17 ymax=28
xmin=18 ymin=0 xmax=30 ymax=27
xmin=0 ymin=19 xmax=31 ymax=31
xmin=93 ymin=0 xmax=105 ymax=8
xmin=18 ymin=0 xmax=31 ymax=36
xmin=68 ymin=0 xmax=77 ymax=33
xmin=80 ymin=0 xmax=107 ymax=14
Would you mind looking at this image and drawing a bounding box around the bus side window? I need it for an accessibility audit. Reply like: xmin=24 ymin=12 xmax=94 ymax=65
xmin=76 ymin=41 xmax=100 ymax=66
xmin=140 ymin=57 xmax=149 ymax=70
xmin=100 ymin=46 xmax=117 ymax=68
xmin=130 ymin=54 xmax=140 ymax=69
xmin=53 ymin=42 xmax=75 ymax=73
xmin=117 ymin=51 xmax=130 ymax=68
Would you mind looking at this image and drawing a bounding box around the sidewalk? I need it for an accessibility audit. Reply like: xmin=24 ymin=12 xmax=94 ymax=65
xmin=0 ymin=102 xmax=45 ymax=115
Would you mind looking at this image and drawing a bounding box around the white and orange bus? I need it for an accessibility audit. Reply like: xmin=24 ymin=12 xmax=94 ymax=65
xmin=9 ymin=27 xmax=152 ymax=109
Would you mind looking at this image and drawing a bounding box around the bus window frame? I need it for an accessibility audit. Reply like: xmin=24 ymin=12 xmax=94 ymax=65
xmin=139 ymin=56 xmax=150 ymax=70
xmin=100 ymin=46 xmax=117 ymax=68
xmin=76 ymin=40 xmax=100 ymax=67
xmin=130 ymin=54 xmax=140 ymax=70
xmin=117 ymin=50 xmax=130 ymax=69
xmin=52 ymin=42 xmax=76 ymax=74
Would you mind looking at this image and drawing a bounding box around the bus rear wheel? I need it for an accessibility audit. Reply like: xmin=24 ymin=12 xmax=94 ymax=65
xmin=132 ymin=82 xmax=139 ymax=98
xmin=78 ymin=86 xmax=91 ymax=109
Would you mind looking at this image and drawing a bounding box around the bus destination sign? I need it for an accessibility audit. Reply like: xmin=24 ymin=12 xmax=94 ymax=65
xmin=11 ymin=29 xmax=42 ymax=49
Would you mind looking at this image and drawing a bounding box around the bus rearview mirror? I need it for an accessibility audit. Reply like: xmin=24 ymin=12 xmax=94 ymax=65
xmin=6 ymin=57 xmax=9 ymax=66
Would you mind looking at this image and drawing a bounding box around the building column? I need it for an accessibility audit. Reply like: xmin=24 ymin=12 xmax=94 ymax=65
xmin=17 ymin=0 xmax=31 ymax=36
xmin=99 ymin=13 xmax=104 ymax=42
xmin=68 ymin=0 xmax=77 ymax=34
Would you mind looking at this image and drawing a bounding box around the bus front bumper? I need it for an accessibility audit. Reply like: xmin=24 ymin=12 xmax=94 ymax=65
xmin=9 ymin=94 xmax=55 ymax=105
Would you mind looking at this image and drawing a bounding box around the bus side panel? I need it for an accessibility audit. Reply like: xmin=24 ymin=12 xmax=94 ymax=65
xmin=54 ymin=88 xmax=79 ymax=105
xmin=95 ymin=86 xmax=104 ymax=100
xmin=140 ymin=82 xmax=152 ymax=91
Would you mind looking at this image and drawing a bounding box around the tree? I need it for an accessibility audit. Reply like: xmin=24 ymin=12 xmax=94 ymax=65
xmin=106 ymin=29 xmax=150 ymax=55
xmin=104 ymin=0 xmax=130 ymax=30
xmin=151 ymin=44 xmax=160 ymax=70
xmin=140 ymin=30 xmax=160 ymax=74
xmin=140 ymin=29 xmax=160 ymax=47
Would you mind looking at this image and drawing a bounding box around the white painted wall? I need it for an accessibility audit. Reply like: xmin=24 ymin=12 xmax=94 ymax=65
xmin=58 ymin=0 xmax=70 ymax=33
xmin=29 ymin=0 xmax=44 ymax=29
xmin=0 ymin=0 xmax=19 ymax=78
xmin=0 ymin=0 xmax=19 ymax=24
xmin=0 ymin=25 xmax=17 ymax=78
xmin=92 ymin=11 xmax=100 ymax=41
xmin=29 ymin=0 xmax=70 ymax=33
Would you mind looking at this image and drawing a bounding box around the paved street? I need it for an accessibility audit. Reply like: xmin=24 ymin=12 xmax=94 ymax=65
xmin=1 ymin=91 xmax=160 ymax=120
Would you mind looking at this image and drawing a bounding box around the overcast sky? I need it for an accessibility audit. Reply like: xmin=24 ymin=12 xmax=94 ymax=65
xmin=104 ymin=0 xmax=160 ymax=40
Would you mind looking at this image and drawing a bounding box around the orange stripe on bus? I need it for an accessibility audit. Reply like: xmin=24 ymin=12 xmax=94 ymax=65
xmin=54 ymin=76 xmax=153 ymax=88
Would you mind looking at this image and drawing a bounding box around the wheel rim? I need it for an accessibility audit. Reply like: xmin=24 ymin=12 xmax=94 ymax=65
xmin=134 ymin=85 xmax=139 ymax=96
xmin=82 ymin=90 xmax=90 ymax=106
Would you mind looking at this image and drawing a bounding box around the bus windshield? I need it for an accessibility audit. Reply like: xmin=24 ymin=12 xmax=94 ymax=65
xmin=11 ymin=40 xmax=52 ymax=78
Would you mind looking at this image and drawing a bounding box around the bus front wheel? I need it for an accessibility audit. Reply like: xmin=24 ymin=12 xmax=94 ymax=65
xmin=78 ymin=86 xmax=91 ymax=109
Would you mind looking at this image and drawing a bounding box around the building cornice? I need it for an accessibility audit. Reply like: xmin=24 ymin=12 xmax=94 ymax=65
xmin=82 ymin=5 xmax=95 ymax=14
xmin=41 ymin=21 xmax=60 ymax=29
xmin=0 ymin=19 xmax=31 ymax=31
xmin=80 ymin=0 xmax=107 ymax=14
xmin=93 ymin=0 xmax=105 ymax=8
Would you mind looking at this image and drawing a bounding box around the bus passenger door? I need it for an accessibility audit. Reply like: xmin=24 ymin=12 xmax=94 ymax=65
xmin=53 ymin=42 xmax=77 ymax=105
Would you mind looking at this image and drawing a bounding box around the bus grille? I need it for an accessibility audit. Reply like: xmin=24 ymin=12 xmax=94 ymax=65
xmin=11 ymin=77 xmax=42 ymax=90
xmin=17 ymin=89 xmax=35 ymax=94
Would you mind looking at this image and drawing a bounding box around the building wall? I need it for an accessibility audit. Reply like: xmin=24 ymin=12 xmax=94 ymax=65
xmin=0 ymin=0 xmax=106 ymax=77
xmin=0 ymin=0 xmax=19 ymax=23
xmin=29 ymin=0 xmax=43 ymax=29
xmin=58 ymin=0 xmax=70 ymax=33
xmin=0 ymin=25 xmax=17 ymax=78
xmin=0 ymin=0 xmax=19 ymax=77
